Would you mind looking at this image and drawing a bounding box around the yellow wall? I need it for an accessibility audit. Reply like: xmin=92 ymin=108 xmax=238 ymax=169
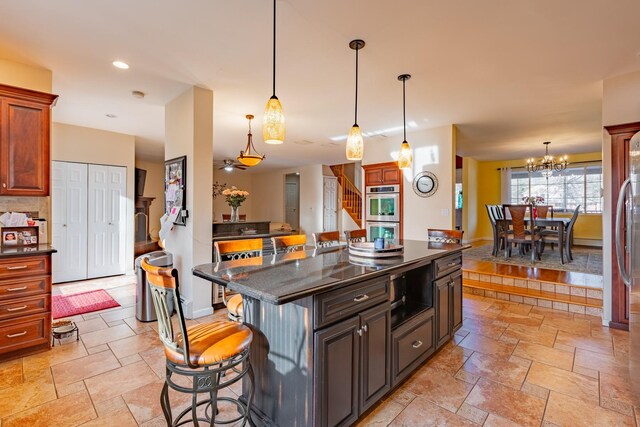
xmin=0 ymin=58 xmax=52 ymax=93
xmin=469 ymin=152 xmax=603 ymax=243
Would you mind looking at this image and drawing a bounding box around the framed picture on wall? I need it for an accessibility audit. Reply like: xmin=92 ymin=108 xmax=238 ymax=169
xmin=165 ymin=156 xmax=187 ymax=226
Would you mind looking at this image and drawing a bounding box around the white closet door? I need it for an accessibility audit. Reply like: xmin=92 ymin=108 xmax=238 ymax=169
xmin=52 ymin=161 xmax=88 ymax=283
xmin=88 ymin=165 xmax=127 ymax=278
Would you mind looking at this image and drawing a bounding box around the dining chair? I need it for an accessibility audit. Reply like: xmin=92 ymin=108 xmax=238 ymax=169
xmin=427 ymin=228 xmax=464 ymax=244
xmin=485 ymin=205 xmax=502 ymax=256
xmin=501 ymin=204 xmax=541 ymax=263
xmin=272 ymin=234 xmax=307 ymax=253
xmin=541 ymin=205 xmax=580 ymax=261
xmin=344 ymin=229 xmax=367 ymax=243
xmin=312 ymin=231 xmax=341 ymax=248
xmin=140 ymin=258 xmax=255 ymax=426
xmin=213 ymin=238 xmax=263 ymax=321
xmin=535 ymin=205 xmax=553 ymax=219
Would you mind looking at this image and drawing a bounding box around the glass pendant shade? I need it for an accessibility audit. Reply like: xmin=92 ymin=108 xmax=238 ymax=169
xmin=237 ymin=154 xmax=263 ymax=167
xmin=263 ymin=96 xmax=285 ymax=145
xmin=398 ymin=140 xmax=413 ymax=169
xmin=346 ymin=124 xmax=364 ymax=161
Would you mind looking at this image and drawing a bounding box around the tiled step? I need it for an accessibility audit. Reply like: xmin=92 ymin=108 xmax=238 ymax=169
xmin=463 ymin=278 xmax=603 ymax=317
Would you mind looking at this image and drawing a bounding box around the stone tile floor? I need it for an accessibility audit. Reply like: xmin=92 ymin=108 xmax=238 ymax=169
xmin=1 ymin=275 xmax=637 ymax=426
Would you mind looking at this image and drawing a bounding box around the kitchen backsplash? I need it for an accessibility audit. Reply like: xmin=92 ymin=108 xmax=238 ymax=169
xmin=0 ymin=197 xmax=50 ymax=221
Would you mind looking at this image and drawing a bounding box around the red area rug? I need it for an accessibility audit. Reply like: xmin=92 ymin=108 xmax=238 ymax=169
xmin=52 ymin=289 xmax=120 ymax=319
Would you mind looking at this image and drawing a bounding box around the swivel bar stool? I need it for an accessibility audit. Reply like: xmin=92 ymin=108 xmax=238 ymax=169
xmin=141 ymin=258 xmax=255 ymax=426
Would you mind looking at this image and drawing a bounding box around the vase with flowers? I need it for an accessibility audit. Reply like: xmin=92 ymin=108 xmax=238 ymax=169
xmin=522 ymin=195 xmax=544 ymax=218
xmin=223 ymin=186 xmax=249 ymax=222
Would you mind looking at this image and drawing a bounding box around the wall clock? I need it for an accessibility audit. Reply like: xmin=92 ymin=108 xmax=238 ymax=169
xmin=413 ymin=171 xmax=438 ymax=198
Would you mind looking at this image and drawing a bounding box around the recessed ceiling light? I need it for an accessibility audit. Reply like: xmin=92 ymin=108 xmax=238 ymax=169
xmin=105 ymin=114 xmax=117 ymax=118
xmin=112 ymin=60 xmax=129 ymax=69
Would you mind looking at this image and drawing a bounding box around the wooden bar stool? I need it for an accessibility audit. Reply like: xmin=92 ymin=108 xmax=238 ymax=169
xmin=312 ymin=231 xmax=340 ymax=248
xmin=214 ymin=239 xmax=263 ymax=322
xmin=271 ymin=234 xmax=306 ymax=253
xmin=140 ymin=258 xmax=255 ymax=427
xmin=427 ymin=228 xmax=464 ymax=244
xmin=344 ymin=229 xmax=367 ymax=243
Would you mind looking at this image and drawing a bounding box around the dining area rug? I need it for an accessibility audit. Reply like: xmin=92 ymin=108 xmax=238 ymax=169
xmin=463 ymin=243 xmax=603 ymax=275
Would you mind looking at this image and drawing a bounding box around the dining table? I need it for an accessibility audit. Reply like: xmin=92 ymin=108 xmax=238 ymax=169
xmin=497 ymin=217 xmax=572 ymax=264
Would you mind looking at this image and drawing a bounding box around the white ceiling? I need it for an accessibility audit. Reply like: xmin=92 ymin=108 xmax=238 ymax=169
xmin=1 ymin=0 xmax=639 ymax=168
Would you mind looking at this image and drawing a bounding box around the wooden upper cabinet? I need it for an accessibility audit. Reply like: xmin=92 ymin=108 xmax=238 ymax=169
xmin=363 ymin=162 xmax=401 ymax=186
xmin=0 ymin=84 xmax=58 ymax=196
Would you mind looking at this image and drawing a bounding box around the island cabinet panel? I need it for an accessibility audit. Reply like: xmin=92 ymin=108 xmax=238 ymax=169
xmin=391 ymin=308 xmax=435 ymax=386
xmin=314 ymin=301 xmax=391 ymax=427
xmin=435 ymin=269 xmax=463 ymax=349
xmin=435 ymin=276 xmax=451 ymax=348
xmin=359 ymin=303 xmax=391 ymax=412
xmin=314 ymin=275 xmax=389 ymax=329
xmin=0 ymin=84 xmax=57 ymax=196
xmin=314 ymin=316 xmax=360 ymax=427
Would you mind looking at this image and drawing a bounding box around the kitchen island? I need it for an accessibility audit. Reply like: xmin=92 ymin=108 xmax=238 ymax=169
xmin=193 ymin=240 xmax=467 ymax=426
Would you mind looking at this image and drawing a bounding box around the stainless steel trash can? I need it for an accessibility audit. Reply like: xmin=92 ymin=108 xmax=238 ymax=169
xmin=135 ymin=251 xmax=174 ymax=322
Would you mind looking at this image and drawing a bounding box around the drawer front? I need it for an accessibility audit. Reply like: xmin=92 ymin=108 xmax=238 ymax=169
xmin=0 ymin=256 xmax=50 ymax=280
xmin=392 ymin=309 xmax=435 ymax=384
xmin=434 ymin=253 xmax=462 ymax=279
xmin=315 ymin=276 xmax=389 ymax=329
xmin=0 ymin=276 xmax=51 ymax=301
xmin=0 ymin=294 xmax=50 ymax=321
xmin=0 ymin=313 xmax=50 ymax=354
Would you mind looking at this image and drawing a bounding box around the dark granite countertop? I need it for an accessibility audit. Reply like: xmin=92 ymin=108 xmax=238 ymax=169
xmin=193 ymin=240 xmax=469 ymax=305
xmin=212 ymin=220 xmax=271 ymax=225
xmin=0 ymin=244 xmax=57 ymax=259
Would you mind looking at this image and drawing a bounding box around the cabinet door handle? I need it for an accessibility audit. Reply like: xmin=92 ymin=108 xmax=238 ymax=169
xmin=7 ymin=331 xmax=27 ymax=338
xmin=412 ymin=340 xmax=423 ymax=349
xmin=7 ymin=286 xmax=28 ymax=292
xmin=362 ymin=324 xmax=368 ymax=333
xmin=357 ymin=327 xmax=364 ymax=337
xmin=2 ymin=183 xmax=6 ymax=188
xmin=6 ymin=265 xmax=27 ymax=270
xmin=447 ymin=262 xmax=458 ymax=267
xmin=353 ymin=294 xmax=369 ymax=303
xmin=7 ymin=305 xmax=27 ymax=312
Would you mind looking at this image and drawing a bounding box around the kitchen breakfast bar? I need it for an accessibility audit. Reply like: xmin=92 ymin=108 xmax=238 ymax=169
xmin=193 ymin=240 xmax=467 ymax=426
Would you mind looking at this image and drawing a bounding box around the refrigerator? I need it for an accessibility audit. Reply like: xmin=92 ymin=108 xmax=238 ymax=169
xmin=615 ymin=131 xmax=640 ymax=395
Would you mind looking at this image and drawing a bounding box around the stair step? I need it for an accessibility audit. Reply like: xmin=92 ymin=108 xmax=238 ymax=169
xmin=463 ymin=278 xmax=603 ymax=315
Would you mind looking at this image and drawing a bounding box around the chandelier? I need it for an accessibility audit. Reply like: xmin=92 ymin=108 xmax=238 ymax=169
xmin=237 ymin=115 xmax=265 ymax=167
xmin=526 ymin=141 xmax=568 ymax=177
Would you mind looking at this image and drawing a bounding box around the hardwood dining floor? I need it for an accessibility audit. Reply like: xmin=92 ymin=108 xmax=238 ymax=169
xmin=0 ymin=275 xmax=636 ymax=426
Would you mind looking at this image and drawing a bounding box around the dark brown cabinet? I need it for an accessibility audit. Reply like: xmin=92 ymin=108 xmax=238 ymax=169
xmin=363 ymin=162 xmax=401 ymax=186
xmin=435 ymin=270 xmax=463 ymax=349
xmin=391 ymin=308 xmax=435 ymax=386
xmin=0 ymin=84 xmax=57 ymax=196
xmin=435 ymin=276 xmax=451 ymax=347
xmin=314 ymin=302 xmax=390 ymax=427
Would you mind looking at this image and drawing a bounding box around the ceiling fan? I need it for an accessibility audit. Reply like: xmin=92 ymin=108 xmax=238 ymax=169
xmin=216 ymin=159 xmax=247 ymax=171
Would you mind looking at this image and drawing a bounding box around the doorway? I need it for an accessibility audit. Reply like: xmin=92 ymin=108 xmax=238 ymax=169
xmin=323 ymin=176 xmax=338 ymax=232
xmin=285 ymin=173 xmax=300 ymax=232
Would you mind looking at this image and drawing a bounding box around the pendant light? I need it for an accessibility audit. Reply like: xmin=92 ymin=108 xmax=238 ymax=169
xmin=397 ymin=74 xmax=413 ymax=169
xmin=238 ymin=115 xmax=265 ymax=167
xmin=263 ymin=0 xmax=285 ymax=145
xmin=346 ymin=39 xmax=365 ymax=161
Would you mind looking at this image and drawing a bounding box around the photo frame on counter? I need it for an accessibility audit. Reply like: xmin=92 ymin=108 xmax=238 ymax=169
xmin=1 ymin=226 xmax=39 ymax=247
xmin=165 ymin=156 xmax=187 ymax=226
